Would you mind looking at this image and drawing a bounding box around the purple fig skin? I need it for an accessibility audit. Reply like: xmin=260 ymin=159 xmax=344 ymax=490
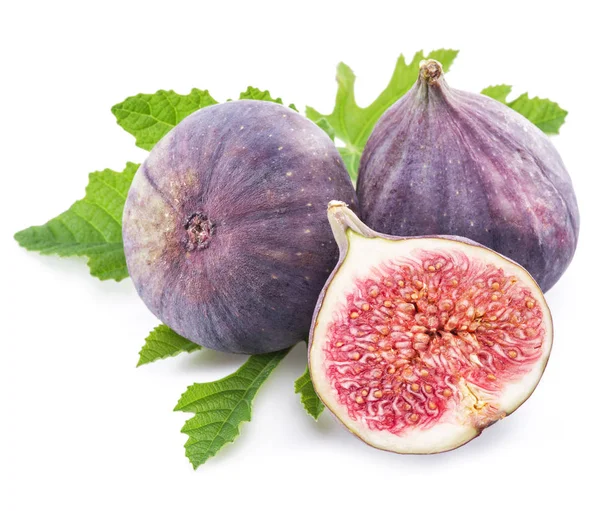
xmin=123 ymin=100 xmax=358 ymax=354
xmin=357 ymin=60 xmax=579 ymax=292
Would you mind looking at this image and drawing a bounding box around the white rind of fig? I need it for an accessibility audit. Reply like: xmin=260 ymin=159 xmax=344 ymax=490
xmin=309 ymin=201 xmax=553 ymax=454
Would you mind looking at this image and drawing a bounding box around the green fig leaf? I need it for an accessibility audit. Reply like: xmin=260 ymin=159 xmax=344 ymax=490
xmin=338 ymin=146 xmax=361 ymax=181
xmin=14 ymin=162 xmax=139 ymax=281
xmin=481 ymin=84 xmax=513 ymax=103
xmin=294 ymin=365 xmax=324 ymax=420
xmin=137 ymin=324 xmax=201 ymax=367
xmin=482 ymin=85 xmax=568 ymax=134
xmin=174 ymin=349 xmax=291 ymax=468
xmin=112 ymin=86 xmax=300 ymax=151
xmin=506 ymin=93 xmax=568 ymax=134
xmin=237 ymin=86 xmax=298 ymax=111
xmin=306 ymin=49 xmax=459 ymax=177
xmin=238 ymin=86 xmax=284 ymax=103
xmin=112 ymin=89 xmax=218 ymax=150
xmin=314 ymin=117 xmax=336 ymax=141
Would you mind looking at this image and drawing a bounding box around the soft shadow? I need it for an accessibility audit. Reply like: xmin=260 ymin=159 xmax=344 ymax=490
xmin=309 ymin=409 xmax=340 ymax=434
xmin=273 ymin=343 xmax=341 ymax=433
xmin=367 ymin=415 xmax=521 ymax=468
xmin=177 ymin=348 xmax=248 ymax=373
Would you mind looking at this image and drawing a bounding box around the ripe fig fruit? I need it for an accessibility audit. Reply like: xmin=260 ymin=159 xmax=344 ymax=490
xmin=123 ymin=101 xmax=358 ymax=354
xmin=357 ymin=59 xmax=579 ymax=292
xmin=309 ymin=202 xmax=552 ymax=454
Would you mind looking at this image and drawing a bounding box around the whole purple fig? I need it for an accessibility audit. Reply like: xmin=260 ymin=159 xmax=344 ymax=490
xmin=357 ymin=60 xmax=579 ymax=292
xmin=123 ymin=100 xmax=358 ymax=354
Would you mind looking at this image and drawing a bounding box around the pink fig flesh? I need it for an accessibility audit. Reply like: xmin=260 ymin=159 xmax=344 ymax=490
xmin=309 ymin=202 xmax=553 ymax=454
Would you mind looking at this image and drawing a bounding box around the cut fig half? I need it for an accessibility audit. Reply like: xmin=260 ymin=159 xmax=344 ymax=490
xmin=309 ymin=201 xmax=553 ymax=454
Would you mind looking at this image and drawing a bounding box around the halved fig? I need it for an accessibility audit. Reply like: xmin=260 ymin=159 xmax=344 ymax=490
xmin=309 ymin=201 xmax=553 ymax=454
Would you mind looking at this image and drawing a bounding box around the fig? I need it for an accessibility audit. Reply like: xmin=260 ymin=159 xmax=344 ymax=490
xmin=357 ymin=59 xmax=579 ymax=292
xmin=123 ymin=100 xmax=357 ymax=354
xmin=309 ymin=202 xmax=552 ymax=454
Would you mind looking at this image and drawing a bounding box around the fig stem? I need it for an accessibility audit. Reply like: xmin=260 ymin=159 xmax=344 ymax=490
xmin=327 ymin=201 xmax=378 ymax=250
xmin=419 ymin=59 xmax=444 ymax=84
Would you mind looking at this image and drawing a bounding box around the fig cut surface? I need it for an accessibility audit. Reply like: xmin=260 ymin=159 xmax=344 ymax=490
xmin=309 ymin=202 xmax=553 ymax=454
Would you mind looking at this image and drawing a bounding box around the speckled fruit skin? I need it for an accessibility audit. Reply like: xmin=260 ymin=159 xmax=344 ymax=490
xmin=357 ymin=60 xmax=579 ymax=292
xmin=123 ymin=100 xmax=358 ymax=354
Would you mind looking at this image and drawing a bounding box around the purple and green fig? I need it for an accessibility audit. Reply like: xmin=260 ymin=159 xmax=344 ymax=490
xmin=357 ymin=59 xmax=579 ymax=292
xmin=123 ymin=100 xmax=358 ymax=354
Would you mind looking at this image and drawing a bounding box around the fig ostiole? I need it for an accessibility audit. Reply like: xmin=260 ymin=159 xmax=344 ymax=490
xmin=123 ymin=100 xmax=358 ymax=354
xmin=357 ymin=59 xmax=579 ymax=292
xmin=309 ymin=201 xmax=553 ymax=454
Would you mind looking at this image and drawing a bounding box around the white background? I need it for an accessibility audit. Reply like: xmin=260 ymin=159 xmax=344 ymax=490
xmin=2 ymin=1 xmax=599 ymax=509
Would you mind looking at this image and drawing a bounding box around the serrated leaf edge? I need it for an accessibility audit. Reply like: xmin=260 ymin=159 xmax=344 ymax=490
xmin=294 ymin=367 xmax=324 ymax=421
xmin=174 ymin=350 xmax=290 ymax=468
